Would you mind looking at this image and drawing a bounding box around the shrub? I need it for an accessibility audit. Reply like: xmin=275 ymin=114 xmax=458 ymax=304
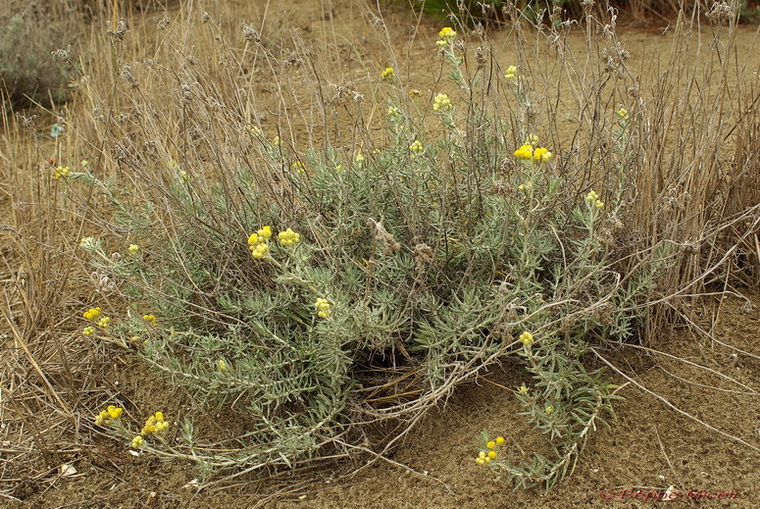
xmin=0 ymin=5 xmax=77 ymax=110
xmin=65 ymin=12 xmax=678 ymax=488
xmin=49 ymin=0 xmax=757 ymax=492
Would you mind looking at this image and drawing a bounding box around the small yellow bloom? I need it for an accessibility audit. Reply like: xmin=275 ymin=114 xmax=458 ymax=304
xmin=595 ymin=200 xmax=604 ymax=209
xmin=257 ymin=226 xmax=272 ymax=240
xmin=53 ymin=166 xmax=70 ymax=179
xmin=436 ymin=39 xmax=447 ymax=48
xmin=95 ymin=410 xmax=109 ymax=426
xmin=438 ymin=26 xmax=457 ymax=40
xmin=545 ymin=405 xmax=554 ymax=414
xmin=433 ymin=93 xmax=451 ymax=112
xmin=80 ymin=160 xmax=89 ymax=168
xmin=617 ymin=108 xmax=629 ymax=120
xmin=278 ymin=228 xmax=301 ymax=247
xmin=334 ymin=164 xmax=343 ymax=172
xmin=533 ymin=147 xmax=552 ymax=163
xmin=291 ymin=161 xmax=305 ymax=174
xmin=272 ymin=136 xmax=281 ymax=147
xmin=250 ymin=242 xmax=270 ymax=259
xmin=409 ymin=140 xmax=424 ymax=155
xmin=387 ymin=106 xmax=401 ymax=118
xmin=381 ymin=67 xmax=394 ymax=82
xmin=504 ymin=65 xmax=518 ymax=81
xmin=484 ymin=456 xmax=491 ymax=464
xmin=486 ymin=441 xmax=496 ymax=450
xmin=82 ymin=326 xmax=95 ymax=336
xmin=519 ymin=331 xmax=534 ymax=346
xmin=248 ymin=233 xmax=260 ymax=246
xmin=409 ymin=89 xmax=423 ymax=99
xmin=354 ymin=152 xmax=365 ymax=163
xmin=107 ymin=405 xmax=123 ymax=419
xmin=495 ymin=436 xmax=505 ymax=445
xmin=131 ymin=436 xmax=144 ymax=448
xmin=83 ymin=307 xmax=101 ymax=321
xmin=488 ymin=450 xmax=497 ymax=459
xmin=478 ymin=451 xmax=486 ymax=459
xmin=585 ymin=190 xmax=599 ymax=204
xmin=518 ymin=383 xmax=529 ymax=395
xmin=475 ymin=457 xmax=485 ymax=465
xmin=127 ymin=244 xmax=141 ymax=255
xmin=315 ymin=297 xmax=331 ymax=318
xmin=141 ymin=412 xmax=169 ymax=436
xmin=217 ymin=359 xmax=228 ymax=372
xmin=514 ymin=144 xmax=534 ymax=160
xmin=142 ymin=314 xmax=157 ymax=325
xmin=79 ymin=237 xmax=96 ymax=250
xmin=97 ymin=317 xmax=111 ymax=328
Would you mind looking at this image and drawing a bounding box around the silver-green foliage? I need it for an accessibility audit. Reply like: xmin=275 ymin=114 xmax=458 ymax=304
xmin=77 ymin=25 xmax=673 ymax=485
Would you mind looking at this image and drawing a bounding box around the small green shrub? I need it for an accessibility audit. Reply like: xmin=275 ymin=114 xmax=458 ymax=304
xmin=70 ymin=18 xmax=676 ymax=488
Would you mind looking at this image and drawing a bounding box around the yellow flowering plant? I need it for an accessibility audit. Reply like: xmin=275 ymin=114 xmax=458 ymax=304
xmin=73 ymin=13 xmax=673 ymax=490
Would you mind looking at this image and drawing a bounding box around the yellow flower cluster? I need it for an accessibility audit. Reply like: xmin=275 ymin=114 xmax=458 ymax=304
xmin=514 ymin=144 xmax=552 ymax=163
xmin=314 ymin=297 xmax=331 ymax=319
xmin=131 ymin=436 xmax=144 ymax=449
xmin=291 ymin=161 xmax=305 ymax=174
xmin=617 ymin=108 xmax=629 ymax=120
xmin=79 ymin=237 xmax=96 ymax=250
xmin=83 ymin=306 xmax=111 ymax=330
xmin=504 ymin=65 xmax=518 ymax=81
xmin=248 ymin=226 xmax=273 ymax=259
xmin=545 ymin=405 xmax=554 ymax=414
xmin=278 ymin=228 xmax=301 ymax=247
xmin=128 ymin=244 xmax=141 ymax=255
xmin=83 ymin=307 xmax=101 ymax=321
xmin=381 ymin=67 xmax=394 ymax=82
xmin=142 ymin=314 xmax=157 ymax=325
xmin=141 ymin=411 xmax=169 ymax=436
xmin=387 ymin=106 xmax=401 ymax=119
xmin=354 ymin=152 xmax=365 ymax=163
xmin=409 ymin=140 xmax=424 ymax=155
xmin=433 ymin=93 xmax=451 ymax=112
xmin=519 ymin=331 xmax=534 ymax=346
xmin=475 ymin=436 xmax=505 ymax=465
xmin=95 ymin=405 xmax=123 ymax=426
xmin=585 ymin=190 xmax=604 ymax=209
xmin=53 ymin=166 xmax=70 ymax=179
xmin=518 ymin=383 xmax=529 ymax=395
xmin=437 ymin=26 xmax=457 ymax=46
